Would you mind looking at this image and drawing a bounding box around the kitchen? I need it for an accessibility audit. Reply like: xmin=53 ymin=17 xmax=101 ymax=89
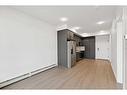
xmin=58 ymin=29 xmax=95 ymax=68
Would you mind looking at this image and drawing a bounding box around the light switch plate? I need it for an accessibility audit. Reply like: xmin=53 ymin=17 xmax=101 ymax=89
xmin=125 ymin=34 xmax=127 ymax=40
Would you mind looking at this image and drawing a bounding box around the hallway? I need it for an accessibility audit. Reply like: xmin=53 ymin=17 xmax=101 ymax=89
xmin=3 ymin=59 xmax=117 ymax=89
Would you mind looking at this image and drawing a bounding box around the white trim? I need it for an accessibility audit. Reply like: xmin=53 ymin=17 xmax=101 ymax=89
xmin=122 ymin=7 xmax=126 ymax=90
xmin=0 ymin=64 xmax=57 ymax=88
xmin=117 ymin=21 xmax=123 ymax=83
xmin=111 ymin=61 xmax=117 ymax=80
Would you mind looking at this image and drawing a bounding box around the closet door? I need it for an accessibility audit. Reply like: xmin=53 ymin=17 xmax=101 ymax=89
xmin=95 ymin=35 xmax=110 ymax=60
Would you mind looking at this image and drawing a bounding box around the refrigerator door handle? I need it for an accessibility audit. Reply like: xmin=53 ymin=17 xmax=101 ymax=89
xmin=71 ymin=48 xmax=73 ymax=54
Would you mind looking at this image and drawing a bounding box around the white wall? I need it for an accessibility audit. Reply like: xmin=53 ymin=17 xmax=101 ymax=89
xmin=125 ymin=39 xmax=127 ymax=89
xmin=95 ymin=35 xmax=110 ymax=60
xmin=116 ymin=21 xmax=123 ymax=83
xmin=111 ymin=7 xmax=124 ymax=84
xmin=123 ymin=7 xmax=127 ymax=89
xmin=111 ymin=20 xmax=117 ymax=79
xmin=125 ymin=24 xmax=127 ymax=89
xmin=0 ymin=7 xmax=57 ymax=83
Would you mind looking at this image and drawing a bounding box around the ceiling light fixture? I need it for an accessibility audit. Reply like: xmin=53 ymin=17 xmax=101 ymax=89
xmin=70 ymin=26 xmax=81 ymax=33
xmin=74 ymin=27 xmax=80 ymax=30
xmin=97 ymin=21 xmax=105 ymax=25
xmin=60 ymin=17 xmax=68 ymax=22
xmin=81 ymin=33 xmax=92 ymax=37
xmin=100 ymin=30 xmax=105 ymax=33
xmin=96 ymin=30 xmax=110 ymax=36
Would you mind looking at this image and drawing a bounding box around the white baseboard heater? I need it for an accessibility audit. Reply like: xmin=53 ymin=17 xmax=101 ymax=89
xmin=0 ymin=64 xmax=57 ymax=88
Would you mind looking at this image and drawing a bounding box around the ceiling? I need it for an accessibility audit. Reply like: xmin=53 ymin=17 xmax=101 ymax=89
xmin=13 ymin=6 xmax=117 ymax=36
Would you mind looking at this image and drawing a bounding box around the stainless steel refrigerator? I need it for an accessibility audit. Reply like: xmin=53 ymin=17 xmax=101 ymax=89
xmin=67 ymin=41 xmax=76 ymax=68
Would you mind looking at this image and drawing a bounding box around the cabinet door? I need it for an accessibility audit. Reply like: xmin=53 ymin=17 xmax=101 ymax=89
xmin=83 ymin=37 xmax=95 ymax=59
xmin=89 ymin=38 xmax=95 ymax=59
xmin=83 ymin=40 xmax=90 ymax=58
xmin=67 ymin=31 xmax=74 ymax=40
xmin=67 ymin=31 xmax=70 ymax=40
xmin=70 ymin=32 xmax=74 ymax=39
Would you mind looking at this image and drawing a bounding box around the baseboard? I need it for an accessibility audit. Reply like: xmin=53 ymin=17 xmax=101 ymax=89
xmin=95 ymin=58 xmax=110 ymax=62
xmin=117 ymin=82 xmax=123 ymax=89
xmin=110 ymin=61 xmax=117 ymax=82
xmin=0 ymin=64 xmax=57 ymax=88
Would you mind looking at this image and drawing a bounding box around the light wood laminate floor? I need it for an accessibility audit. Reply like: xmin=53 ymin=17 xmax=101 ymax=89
xmin=3 ymin=59 xmax=117 ymax=89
